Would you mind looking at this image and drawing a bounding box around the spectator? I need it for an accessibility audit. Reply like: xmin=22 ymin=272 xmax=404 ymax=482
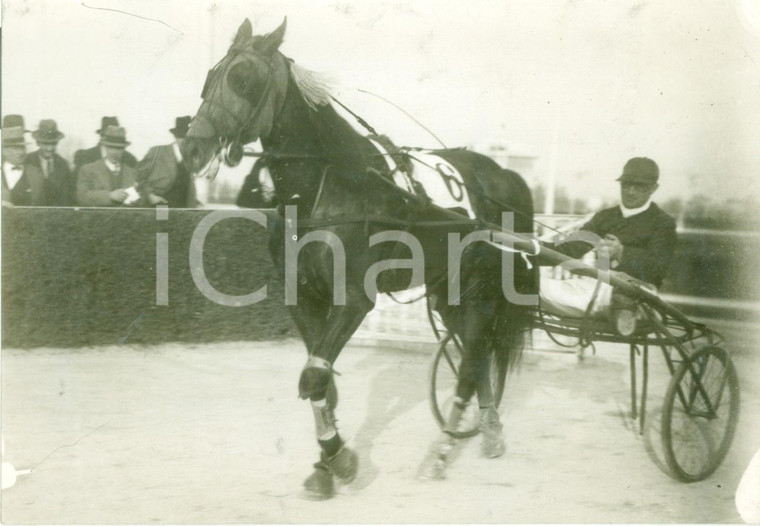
xmin=540 ymin=157 xmax=677 ymax=335
xmin=236 ymin=157 xmax=278 ymax=209
xmin=136 ymin=116 xmax=198 ymax=208
xmin=22 ymin=119 xmax=76 ymax=206
xmin=77 ymin=126 xmax=139 ymax=207
xmin=1 ymin=115 xmax=28 ymax=206
xmin=73 ymin=116 xmax=137 ymax=173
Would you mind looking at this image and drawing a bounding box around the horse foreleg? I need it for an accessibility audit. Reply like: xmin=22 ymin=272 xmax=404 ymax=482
xmin=288 ymin=292 xmax=328 ymax=355
xmin=302 ymin=389 xmax=358 ymax=500
xmin=300 ymin=300 xmax=369 ymax=499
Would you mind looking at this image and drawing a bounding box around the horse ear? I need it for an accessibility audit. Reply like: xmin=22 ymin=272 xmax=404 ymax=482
xmin=232 ymin=19 xmax=253 ymax=47
xmin=259 ymin=17 xmax=287 ymax=55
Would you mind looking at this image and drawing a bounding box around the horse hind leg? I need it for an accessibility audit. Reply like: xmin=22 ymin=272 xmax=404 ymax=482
xmin=479 ymin=405 xmax=505 ymax=458
xmin=419 ymin=296 xmax=492 ymax=480
xmin=419 ymin=352 xmax=504 ymax=476
xmin=419 ymin=302 xmax=505 ymax=480
xmin=478 ymin=299 xmax=530 ymax=459
xmin=476 ymin=358 xmax=506 ymax=459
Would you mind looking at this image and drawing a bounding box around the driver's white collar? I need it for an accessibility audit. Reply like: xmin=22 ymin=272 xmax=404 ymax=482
xmin=620 ymin=199 xmax=652 ymax=218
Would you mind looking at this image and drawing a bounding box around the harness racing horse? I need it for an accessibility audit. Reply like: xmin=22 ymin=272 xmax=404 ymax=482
xmin=182 ymin=18 xmax=538 ymax=499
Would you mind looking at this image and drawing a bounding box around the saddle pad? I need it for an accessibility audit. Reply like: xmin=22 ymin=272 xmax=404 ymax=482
xmin=369 ymin=139 xmax=476 ymax=219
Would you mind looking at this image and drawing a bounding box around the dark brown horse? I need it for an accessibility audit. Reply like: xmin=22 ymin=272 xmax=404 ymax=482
xmin=182 ymin=18 xmax=538 ymax=499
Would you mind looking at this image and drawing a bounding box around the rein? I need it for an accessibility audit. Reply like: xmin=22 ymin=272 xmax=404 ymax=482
xmin=252 ymin=146 xmax=565 ymax=238
xmin=325 ymin=94 xmax=565 ymax=237
xmin=200 ymin=45 xmax=561 ymax=238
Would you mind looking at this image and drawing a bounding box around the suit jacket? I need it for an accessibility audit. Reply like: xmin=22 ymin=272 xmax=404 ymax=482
xmin=137 ymin=144 xmax=197 ymax=208
xmin=24 ymin=151 xmax=76 ymax=206
xmin=77 ymin=159 xmax=137 ymax=207
xmin=74 ymin=145 xmax=137 ymax=173
xmin=552 ymin=203 xmax=677 ymax=287
xmin=2 ymin=152 xmax=74 ymax=206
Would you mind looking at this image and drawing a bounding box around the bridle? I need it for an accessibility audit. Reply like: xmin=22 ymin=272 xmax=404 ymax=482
xmin=193 ymin=43 xmax=283 ymax=167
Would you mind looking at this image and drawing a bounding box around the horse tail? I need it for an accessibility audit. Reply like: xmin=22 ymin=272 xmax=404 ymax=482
xmin=493 ymin=296 xmax=533 ymax=377
xmin=493 ymin=167 xmax=538 ymax=376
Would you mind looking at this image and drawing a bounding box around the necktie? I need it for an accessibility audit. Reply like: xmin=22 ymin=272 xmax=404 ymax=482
xmin=110 ymin=167 xmax=122 ymax=189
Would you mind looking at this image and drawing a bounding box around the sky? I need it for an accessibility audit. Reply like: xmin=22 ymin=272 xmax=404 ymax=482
xmin=2 ymin=0 xmax=759 ymax=206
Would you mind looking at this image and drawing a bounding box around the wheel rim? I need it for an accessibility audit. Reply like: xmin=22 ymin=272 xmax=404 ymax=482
xmin=662 ymin=346 xmax=740 ymax=481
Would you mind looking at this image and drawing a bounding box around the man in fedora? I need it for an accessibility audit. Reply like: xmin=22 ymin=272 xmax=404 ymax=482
xmin=19 ymin=119 xmax=76 ymax=206
xmin=540 ymin=157 xmax=677 ymax=335
xmin=77 ymin=125 xmax=139 ymax=207
xmin=73 ymin=116 xmax=137 ymax=174
xmin=2 ymin=115 xmax=29 ymax=206
xmin=136 ymin=116 xmax=198 ymax=208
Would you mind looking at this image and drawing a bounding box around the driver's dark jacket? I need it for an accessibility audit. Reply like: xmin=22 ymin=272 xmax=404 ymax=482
xmin=550 ymin=203 xmax=677 ymax=288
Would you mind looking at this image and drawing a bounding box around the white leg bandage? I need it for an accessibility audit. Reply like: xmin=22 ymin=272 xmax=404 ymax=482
xmin=311 ymin=398 xmax=337 ymax=441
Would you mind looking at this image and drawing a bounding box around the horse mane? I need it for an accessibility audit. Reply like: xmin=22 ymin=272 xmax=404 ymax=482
xmin=288 ymin=61 xmax=333 ymax=110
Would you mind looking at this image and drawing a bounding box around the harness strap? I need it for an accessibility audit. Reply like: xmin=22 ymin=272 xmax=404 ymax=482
xmin=310 ymin=166 xmax=330 ymax=219
xmin=485 ymin=238 xmax=541 ymax=269
xmin=330 ymin=95 xmax=379 ymax=136
xmin=305 ymin=355 xmax=332 ymax=371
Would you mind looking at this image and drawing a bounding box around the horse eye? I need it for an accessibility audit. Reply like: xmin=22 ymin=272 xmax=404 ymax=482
xmin=227 ymin=62 xmax=268 ymax=102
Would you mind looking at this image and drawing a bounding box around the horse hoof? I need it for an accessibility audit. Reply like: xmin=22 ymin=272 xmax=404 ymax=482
xmin=302 ymin=462 xmax=335 ymax=500
xmin=480 ymin=431 xmax=506 ymax=459
xmin=326 ymin=447 xmax=359 ymax=484
xmin=418 ymin=456 xmax=447 ymax=481
xmin=480 ymin=408 xmax=506 ymax=458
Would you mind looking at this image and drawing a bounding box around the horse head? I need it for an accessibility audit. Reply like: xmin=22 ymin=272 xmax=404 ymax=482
xmin=182 ymin=18 xmax=290 ymax=177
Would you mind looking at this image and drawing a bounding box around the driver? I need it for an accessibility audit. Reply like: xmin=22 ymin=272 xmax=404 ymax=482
xmin=540 ymin=157 xmax=677 ymax=335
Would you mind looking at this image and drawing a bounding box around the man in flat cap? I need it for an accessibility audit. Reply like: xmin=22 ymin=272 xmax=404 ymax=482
xmin=2 ymin=114 xmax=29 ymax=206
xmin=21 ymin=119 xmax=76 ymax=206
xmin=77 ymin=126 xmax=139 ymax=207
xmin=136 ymin=116 xmax=198 ymax=208
xmin=73 ymin=116 xmax=137 ymax=175
xmin=541 ymin=157 xmax=677 ymax=334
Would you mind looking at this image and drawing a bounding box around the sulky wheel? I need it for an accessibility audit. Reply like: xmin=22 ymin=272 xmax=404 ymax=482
xmin=428 ymin=334 xmax=507 ymax=438
xmin=661 ymin=345 xmax=740 ymax=482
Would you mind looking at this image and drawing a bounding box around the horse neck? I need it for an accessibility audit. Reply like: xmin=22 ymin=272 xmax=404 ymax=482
xmin=262 ymin=77 xmax=388 ymax=217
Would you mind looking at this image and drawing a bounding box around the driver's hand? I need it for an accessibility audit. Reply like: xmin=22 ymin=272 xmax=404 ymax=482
xmin=148 ymin=193 xmax=168 ymax=205
xmin=109 ymin=189 xmax=128 ymax=203
xmin=602 ymin=234 xmax=624 ymax=262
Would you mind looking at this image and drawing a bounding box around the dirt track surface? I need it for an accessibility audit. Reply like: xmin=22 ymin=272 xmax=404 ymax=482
xmin=2 ymin=333 xmax=758 ymax=523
